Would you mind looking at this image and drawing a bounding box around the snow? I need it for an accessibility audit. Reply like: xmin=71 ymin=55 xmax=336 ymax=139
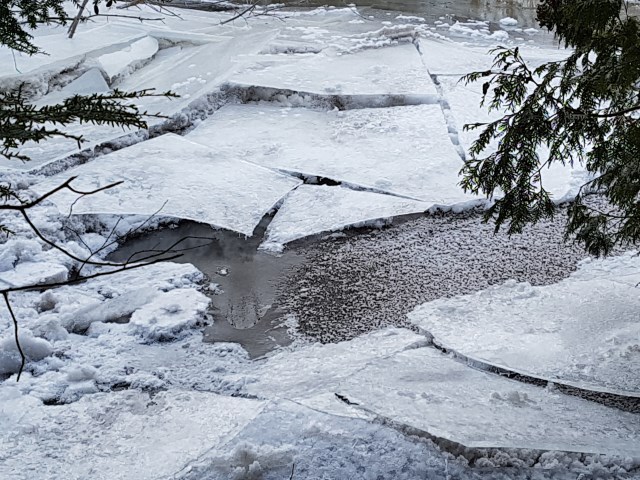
xmin=0 ymin=331 xmax=53 ymax=375
xmin=229 ymin=43 xmax=439 ymax=98
xmin=32 ymin=133 xmax=301 ymax=236
xmin=261 ymin=185 xmax=430 ymax=251
xmin=187 ymin=104 xmax=475 ymax=204
xmin=96 ymin=36 xmax=159 ymax=82
xmin=409 ymin=252 xmax=640 ymax=396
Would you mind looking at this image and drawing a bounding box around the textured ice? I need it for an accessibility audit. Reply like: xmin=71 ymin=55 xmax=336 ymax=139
xmin=262 ymin=185 xmax=430 ymax=251
xmin=438 ymin=76 xmax=585 ymax=201
xmin=36 ymin=68 xmax=110 ymax=106
xmin=97 ymin=36 xmax=159 ymax=81
xmin=229 ymin=43 xmax=439 ymax=98
xmin=187 ymin=104 xmax=476 ymax=204
xmin=0 ymin=388 xmax=265 ymax=480
xmin=409 ymin=253 xmax=640 ymax=396
xmin=337 ymin=347 xmax=640 ymax=456
xmin=33 ymin=133 xmax=301 ymax=236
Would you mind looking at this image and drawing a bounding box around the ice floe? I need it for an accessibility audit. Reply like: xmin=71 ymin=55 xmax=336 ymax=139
xmin=261 ymin=185 xmax=430 ymax=251
xmin=409 ymin=252 xmax=640 ymax=396
xmin=188 ymin=104 xmax=475 ymax=204
xmin=32 ymin=133 xmax=301 ymax=236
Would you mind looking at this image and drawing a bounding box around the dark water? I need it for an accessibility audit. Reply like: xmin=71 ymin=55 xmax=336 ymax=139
xmin=110 ymin=219 xmax=306 ymax=358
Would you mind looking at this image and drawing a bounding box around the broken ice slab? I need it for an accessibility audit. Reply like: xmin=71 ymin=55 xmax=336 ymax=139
xmin=0 ymin=24 xmax=147 ymax=84
xmin=228 ymin=43 xmax=439 ymax=99
xmin=337 ymin=347 xmax=640 ymax=457
xmin=2 ymin=32 xmax=275 ymax=172
xmin=408 ymin=253 xmax=640 ymax=397
xmin=187 ymin=104 xmax=477 ymax=205
xmin=32 ymin=133 xmax=301 ymax=236
xmin=97 ymin=36 xmax=159 ymax=82
xmin=261 ymin=185 xmax=430 ymax=252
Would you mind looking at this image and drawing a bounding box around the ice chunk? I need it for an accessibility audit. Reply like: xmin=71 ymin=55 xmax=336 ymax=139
xmin=97 ymin=36 xmax=159 ymax=82
xmin=230 ymin=43 xmax=438 ymax=98
xmin=261 ymin=185 xmax=430 ymax=251
xmin=0 ymin=331 xmax=53 ymax=375
xmin=243 ymin=328 xmax=425 ymax=415
xmin=187 ymin=105 xmax=475 ymax=204
xmin=129 ymin=288 xmax=210 ymax=342
xmin=33 ymin=134 xmax=301 ymax=236
xmin=499 ymin=17 xmax=519 ymax=26
xmin=409 ymin=253 xmax=640 ymax=396
xmin=0 ymin=262 xmax=68 ymax=289
xmin=337 ymin=347 xmax=640 ymax=456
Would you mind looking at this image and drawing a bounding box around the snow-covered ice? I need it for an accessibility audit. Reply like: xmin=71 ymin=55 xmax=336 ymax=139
xmin=409 ymin=252 xmax=640 ymax=396
xmin=261 ymin=185 xmax=430 ymax=251
xmin=188 ymin=104 xmax=476 ymax=204
xmin=337 ymin=347 xmax=640 ymax=456
xmin=229 ymin=43 xmax=439 ymax=98
xmin=33 ymin=133 xmax=301 ymax=236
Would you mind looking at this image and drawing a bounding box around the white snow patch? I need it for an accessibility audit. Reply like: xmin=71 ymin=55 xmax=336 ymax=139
xmin=499 ymin=17 xmax=519 ymax=26
xmin=0 ymin=261 xmax=68 ymax=289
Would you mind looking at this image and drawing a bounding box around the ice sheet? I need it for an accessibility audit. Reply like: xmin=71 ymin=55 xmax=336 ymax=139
xmin=229 ymin=43 xmax=439 ymax=97
xmin=262 ymin=185 xmax=430 ymax=251
xmin=409 ymin=253 xmax=640 ymax=396
xmin=337 ymin=347 xmax=640 ymax=456
xmin=32 ymin=133 xmax=301 ymax=236
xmin=187 ymin=104 xmax=476 ymax=204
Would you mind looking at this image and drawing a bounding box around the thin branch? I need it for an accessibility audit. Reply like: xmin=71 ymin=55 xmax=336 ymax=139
xmin=3 ymin=292 xmax=25 ymax=382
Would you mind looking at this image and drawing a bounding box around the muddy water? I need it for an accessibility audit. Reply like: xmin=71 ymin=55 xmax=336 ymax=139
xmin=110 ymin=219 xmax=306 ymax=358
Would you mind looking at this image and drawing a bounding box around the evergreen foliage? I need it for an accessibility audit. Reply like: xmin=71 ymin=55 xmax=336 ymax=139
xmin=461 ymin=0 xmax=640 ymax=256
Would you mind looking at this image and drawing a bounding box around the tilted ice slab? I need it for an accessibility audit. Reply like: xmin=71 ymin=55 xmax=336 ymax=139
xmin=97 ymin=36 xmax=159 ymax=82
xmin=336 ymin=347 xmax=640 ymax=456
xmin=187 ymin=105 xmax=477 ymax=204
xmin=33 ymin=134 xmax=301 ymax=236
xmin=0 ymin=24 xmax=146 ymax=83
xmin=409 ymin=252 xmax=640 ymax=396
xmin=437 ymin=76 xmax=586 ymax=202
xmin=229 ymin=43 xmax=438 ymax=99
xmin=261 ymin=185 xmax=430 ymax=251
xmin=0 ymin=388 xmax=265 ymax=480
